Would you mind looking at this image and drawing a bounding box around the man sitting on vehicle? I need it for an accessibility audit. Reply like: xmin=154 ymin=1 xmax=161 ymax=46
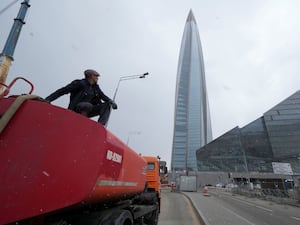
xmin=45 ymin=69 xmax=117 ymax=126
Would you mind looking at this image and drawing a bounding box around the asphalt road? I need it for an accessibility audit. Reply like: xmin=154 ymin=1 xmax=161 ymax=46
xmin=158 ymin=189 xmax=202 ymax=225
xmin=184 ymin=188 xmax=300 ymax=225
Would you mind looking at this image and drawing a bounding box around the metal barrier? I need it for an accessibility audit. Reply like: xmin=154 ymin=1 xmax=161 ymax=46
xmin=231 ymin=186 xmax=300 ymax=205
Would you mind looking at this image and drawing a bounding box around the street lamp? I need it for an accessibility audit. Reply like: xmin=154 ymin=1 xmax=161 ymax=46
xmin=113 ymin=72 xmax=149 ymax=101
xmin=106 ymin=72 xmax=148 ymax=127
xmin=126 ymin=131 xmax=141 ymax=145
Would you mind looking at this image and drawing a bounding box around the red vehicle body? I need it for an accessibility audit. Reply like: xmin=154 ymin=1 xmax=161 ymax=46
xmin=0 ymin=91 xmax=159 ymax=225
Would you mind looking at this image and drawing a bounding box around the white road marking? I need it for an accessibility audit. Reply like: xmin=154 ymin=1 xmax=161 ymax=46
xmin=222 ymin=194 xmax=273 ymax=213
xmin=220 ymin=205 xmax=257 ymax=225
xmin=255 ymin=205 xmax=273 ymax=213
xmin=291 ymin=216 xmax=300 ymax=221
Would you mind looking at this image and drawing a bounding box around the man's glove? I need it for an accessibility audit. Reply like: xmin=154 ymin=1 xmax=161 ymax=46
xmin=44 ymin=97 xmax=51 ymax=103
xmin=110 ymin=100 xmax=118 ymax=110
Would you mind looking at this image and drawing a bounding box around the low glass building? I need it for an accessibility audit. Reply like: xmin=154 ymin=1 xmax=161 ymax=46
xmin=197 ymin=91 xmax=300 ymax=174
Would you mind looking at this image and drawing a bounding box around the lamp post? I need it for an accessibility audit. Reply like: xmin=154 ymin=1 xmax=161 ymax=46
xmin=113 ymin=72 xmax=149 ymax=101
xmin=126 ymin=131 xmax=141 ymax=146
xmin=106 ymin=72 xmax=149 ymax=127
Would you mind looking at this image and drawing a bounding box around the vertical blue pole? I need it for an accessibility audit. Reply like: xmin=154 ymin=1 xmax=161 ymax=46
xmin=2 ymin=0 xmax=31 ymax=58
xmin=0 ymin=0 xmax=30 ymax=89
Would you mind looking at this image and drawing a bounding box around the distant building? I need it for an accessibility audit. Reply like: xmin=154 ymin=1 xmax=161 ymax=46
xmin=196 ymin=91 xmax=300 ymax=175
xmin=171 ymin=10 xmax=212 ymax=172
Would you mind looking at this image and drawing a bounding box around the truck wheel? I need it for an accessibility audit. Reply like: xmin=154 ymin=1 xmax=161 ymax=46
xmin=144 ymin=208 xmax=159 ymax=225
xmin=102 ymin=210 xmax=133 ymax=225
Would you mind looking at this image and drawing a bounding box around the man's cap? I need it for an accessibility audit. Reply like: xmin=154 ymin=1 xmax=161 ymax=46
xmin=84 ymin=69 xmax=100 ymax=78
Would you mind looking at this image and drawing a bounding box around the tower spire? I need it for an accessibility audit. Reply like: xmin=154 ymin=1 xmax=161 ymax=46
xmin=186 ymin=9 xmax=196 ymax=23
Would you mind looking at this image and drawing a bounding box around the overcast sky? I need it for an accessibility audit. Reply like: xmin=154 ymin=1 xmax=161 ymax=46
xmin=1 ymin=0 xmax=300 ymax=167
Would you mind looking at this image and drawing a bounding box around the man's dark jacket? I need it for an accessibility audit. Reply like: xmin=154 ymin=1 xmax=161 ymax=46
xmin=45 ymin=79 xmax=111 ymax=110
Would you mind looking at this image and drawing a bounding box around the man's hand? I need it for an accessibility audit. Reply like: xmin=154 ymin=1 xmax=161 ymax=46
xmin=43 ymin=97 xmax=51 ymax=103
xmin=110 ymin=100 xmax=118 ymax=110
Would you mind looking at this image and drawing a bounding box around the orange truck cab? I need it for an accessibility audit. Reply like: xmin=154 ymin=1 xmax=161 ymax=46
xmin=143 ymin=156 xmax=161 ymax=211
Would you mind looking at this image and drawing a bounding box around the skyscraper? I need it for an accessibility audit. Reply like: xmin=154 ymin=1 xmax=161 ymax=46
xmin=171 ymin=10 xmax=212 ymax=172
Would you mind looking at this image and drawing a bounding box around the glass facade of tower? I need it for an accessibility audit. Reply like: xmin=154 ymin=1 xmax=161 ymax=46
xmin=171 ymin=10 xmax=212 ymax=172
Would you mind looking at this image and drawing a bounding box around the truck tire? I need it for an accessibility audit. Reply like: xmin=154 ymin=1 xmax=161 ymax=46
xmin=143 ymin=195 xmax=159 ymax=225
xmin=144 ymin=208 xmax=159 ymax=225
xmin=101 ymin=210 xmax=133 ymax=225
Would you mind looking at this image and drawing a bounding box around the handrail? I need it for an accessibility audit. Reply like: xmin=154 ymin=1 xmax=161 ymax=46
xmin=0 ymin=76 xmax=34 ymax=98
xmin=0 ymin=83 xmax=9 ymax=97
